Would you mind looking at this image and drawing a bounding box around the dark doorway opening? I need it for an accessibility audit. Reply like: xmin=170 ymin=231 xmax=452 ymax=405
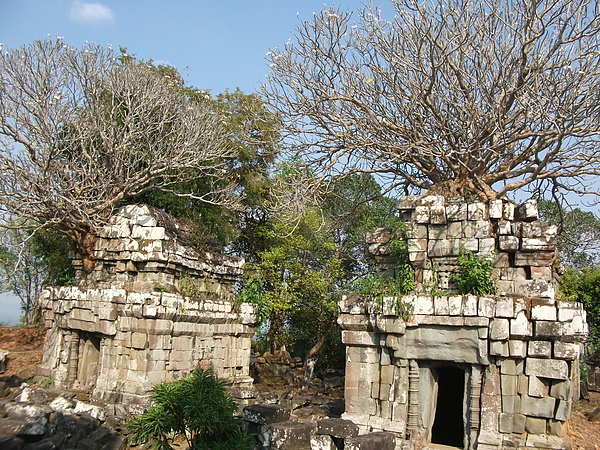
xmin=431 ymin=366 xmax=464 ymax=448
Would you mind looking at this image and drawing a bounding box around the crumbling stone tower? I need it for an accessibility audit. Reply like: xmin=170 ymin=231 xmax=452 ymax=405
xmin=37 ymin=204 xmax=255 ymax=415
xmin=338 ymin=196 xmax=587 ymax=449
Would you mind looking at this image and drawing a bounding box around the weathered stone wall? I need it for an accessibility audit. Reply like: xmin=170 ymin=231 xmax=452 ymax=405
xmin=368 ymin=196 xmax=557 ymax=297
xmin=37 ymin=205 xmax=255 ymax=415
xmin=340 ymin=196 xmax=588 ymax=450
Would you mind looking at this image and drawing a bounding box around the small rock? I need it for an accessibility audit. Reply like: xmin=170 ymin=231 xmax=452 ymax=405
xmin=588 ymin=405 xmax=600 ymax=422
xmin=17 ymin=386 xmax=48 ymax=405
xmin=49 ymin=395 xmax=76 ymax=414
xmin=74 ymin=402 xmax=106 ymax=422
xmin=0 ymin=350 xmax=8 ymax=373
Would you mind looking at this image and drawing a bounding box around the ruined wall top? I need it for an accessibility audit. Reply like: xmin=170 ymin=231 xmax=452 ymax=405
xmin=367 ymin=195 xmax=559 ymax=299
xmin=75 ymin=204 xmax=244 ymax=296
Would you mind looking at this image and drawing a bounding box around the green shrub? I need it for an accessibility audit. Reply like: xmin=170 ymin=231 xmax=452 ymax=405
xmin=127 ymin=369 xmax=253 ymax=450
xmin=451 ymin=250 xmax=497 ymax=296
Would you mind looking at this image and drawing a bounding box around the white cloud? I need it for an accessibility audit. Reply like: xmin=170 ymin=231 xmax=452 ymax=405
xmin=70 ymin=1 xmax=115 ymax=25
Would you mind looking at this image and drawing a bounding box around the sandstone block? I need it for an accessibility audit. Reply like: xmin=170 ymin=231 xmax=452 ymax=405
xmin=311 ymin=434 xmax=337 ymax=450
xmin=468 ymin=202 xmax=487 ymax=220
xmin=342 ymin=331 xmax=379 ymax=347
xmin=503 ymin=202 xmax=515 ymax=220
xmin=528 ymin=340 xmax=552 ymax=358
xmin=525 ymin=416 xmax=547 ymax=434
xmin=339 ymin=314 xmax=371 ymax=332
xmin=490 ymin=318 xmax=510 ymax=341
xmin=499 ymin=235 xmax=519 ymax=252
xmin=490 ymin=340 xmax=509 ymax=357
xmin=517 ymin=199 xmax=538 ymax=221
xmin=528 ymin=376 xmax=550 ymax=398
xmin=430 ymin=205 xmax=447 ymax=224
xmin=448 ymin=296 xmax=463 ymax=315
xmin=499 ymin=413 xmax=525 ymax=434
xmin=550 ymin=380 xmax=571 ymax=401
xmin=553 ymin=342 xmax=580 ymax=360
xmin=446 ymin=203 xmax=467 ymax=221
xmin=463 ymin=296 xmax=478 ymax=316
xmin=554 ymin=399 xmax=571 ymax=421
xmin=479 ymin=238 xmax=496 ymax=255
xmin=525 ymin=434 xmax=569 ymax=449
xmin=478 ymin=297 xmax=496 ymax=318
xmin=534 ymin=321 xmax=564 ymax=339
xmin=514 ymin=251 xmax=554 ymax=267
xmin=243 ymin=404 xmax=291 ymax=425
xmin=525 ymin=358 xmax=569 ymax=380
xmin=344 ymin=432 xmax=396 ymax=450
xmin=339 ymin=295 xmax=368 ymax=315
xmin=501 ymin=374 xmax=518 ymax=396
xmin=521 ymin=395 xmax=555 ymax=418
xmin=516 ymin=280 xmax=555 ymax=299
xmin=500 ymin=359 xmax=524 ymax=375
xmin=509 ymin=340 xmax=526 ymax=358
xmin=489 ymin=200 xmax=503 ymax=219
xmin=267 ymin=421 xmax=316 ymax=449
xmin=463 ymin=238 xmax=479 ymax=252
xmin=433 ymin=296 xmax=450 ymax=315
xmin=414 ymin=206 xmax=430 ymax=223
xmin=495 ymin=297 xmax=515 ymax=318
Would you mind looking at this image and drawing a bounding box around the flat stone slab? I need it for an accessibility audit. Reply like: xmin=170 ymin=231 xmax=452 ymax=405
xmin=242 ymin=404 xmax=291 ymax=425
xmin=316 ymin=418 xmax=359 ymax=438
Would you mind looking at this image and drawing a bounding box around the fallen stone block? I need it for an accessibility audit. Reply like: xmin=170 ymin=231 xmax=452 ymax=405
xmin=344 ymin=431 xmax=396 ymax=450
xmin=267 ymin=421 xmax=316 ymax=450
xmin=242 ymin=404 xmax=291 ymax=425
xmin=316 ymin=418 xmax=359 ymax=439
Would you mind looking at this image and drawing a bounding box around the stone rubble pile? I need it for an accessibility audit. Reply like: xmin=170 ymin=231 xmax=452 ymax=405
xmin=242 ymin=403 xmax=397 ymax=449
xmin=0 ymin=381 xmax=125 ymax=450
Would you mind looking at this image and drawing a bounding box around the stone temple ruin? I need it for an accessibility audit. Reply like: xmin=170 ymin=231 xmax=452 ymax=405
xmin=338 ymin=196 xmax=588 ymax=449
xmin=33 ymin=197 xmax=588 ymax=449
xmin=36 ymin=204 xmax=255 ymax=415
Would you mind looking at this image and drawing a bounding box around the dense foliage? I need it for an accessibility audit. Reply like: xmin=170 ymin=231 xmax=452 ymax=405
xmin=559 ymin=267 xmax=600 ymax=358
xmin=239 ymin=172 xmax=402 ymax=369
xmin=538 ymin=200 xmax=600 ymax=269
xmin=0 ymin=226 xmax=73 ymax=324
xmin=127 ymin=369 xmax=252 ymax=450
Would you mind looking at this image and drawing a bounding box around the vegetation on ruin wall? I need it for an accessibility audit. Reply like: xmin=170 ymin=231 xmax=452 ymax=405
xmin=127 ymin=369 xmax=253 ymax=450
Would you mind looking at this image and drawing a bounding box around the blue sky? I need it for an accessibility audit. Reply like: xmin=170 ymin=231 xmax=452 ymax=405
xmin=0 ymin=0 xmax=370 ymax=94
xmin=0 ymin=0 xmax=375 ymax=325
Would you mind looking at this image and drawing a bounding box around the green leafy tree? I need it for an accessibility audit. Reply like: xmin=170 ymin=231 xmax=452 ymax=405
xmin=0 ymin=226 xmax=73 ymax=324
xmin=538 ymin=200 xmax=600 ymax=269
xmin=127 ymin=369 xmax=252 ymax=450
xmin=135 ymin=83 xmax=280 ymax=248
xmin=558 ymin=267 xmax=600 ymax=357
xmin=240 ymin=171 xmax=402 ymax=368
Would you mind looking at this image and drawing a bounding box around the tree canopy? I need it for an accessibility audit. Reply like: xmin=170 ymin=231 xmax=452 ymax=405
xmin=0 ymin=38 xmax=238 ymax=270
xmin=263 ymin=0 xmax=600 ymax=201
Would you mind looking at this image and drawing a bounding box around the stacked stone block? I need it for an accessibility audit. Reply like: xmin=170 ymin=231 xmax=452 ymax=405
xmin=342 ymin=196 xmax=587 ymax=449
xmin=37 ymin=204 xmax=255 ymax=414
xmin=368 ymin=196 xmax=558 ymax=296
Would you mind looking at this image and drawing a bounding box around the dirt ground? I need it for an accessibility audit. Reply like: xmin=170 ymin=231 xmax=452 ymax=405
xmin=1 ymin=326 xmax=600 ymax=449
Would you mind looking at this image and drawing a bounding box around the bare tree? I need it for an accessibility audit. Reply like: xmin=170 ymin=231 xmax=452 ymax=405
xmin=0 ymin=39 xmax=238 ymax=271
xmin=263 ymin=0 xmax=600 ymax=201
